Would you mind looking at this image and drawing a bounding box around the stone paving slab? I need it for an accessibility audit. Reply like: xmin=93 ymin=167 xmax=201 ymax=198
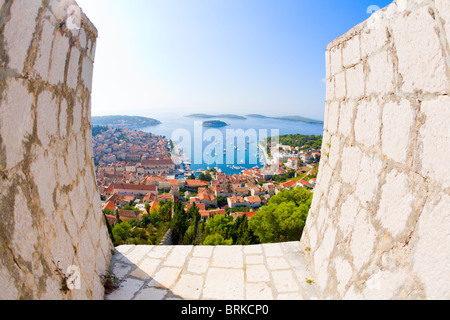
xmin=105 ymin=242 xmax=319 ymax=300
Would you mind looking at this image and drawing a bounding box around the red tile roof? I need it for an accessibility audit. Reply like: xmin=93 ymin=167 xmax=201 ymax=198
xmin=102 ymin=201 xmax=116 ymax=212
xmin=142 ymin=159 xmax=175 ymax=166
xmin=185 ymin=180 xmax=209 ymax=187
xmin=187 ymin=203 xmax=206 ymax=211
xmin=113 ymin=184 xmax=157 ymax=192
xmin=105 ymin=215 xmax=117 ymax=225
xmin=245 ymin=196 xmax=261 ymax=203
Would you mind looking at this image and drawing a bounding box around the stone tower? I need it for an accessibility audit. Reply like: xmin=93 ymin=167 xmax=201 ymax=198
xmin=0 ymin=0 xmax=112 ymax=300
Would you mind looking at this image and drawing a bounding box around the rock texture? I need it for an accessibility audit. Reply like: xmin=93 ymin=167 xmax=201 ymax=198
xmin=1 ymin=0 xmax=449 ymax=301
xmin=301 ymin=0 xmax=450 ymax=300
xmin=0 ymin=0 xmax=112 ymax=300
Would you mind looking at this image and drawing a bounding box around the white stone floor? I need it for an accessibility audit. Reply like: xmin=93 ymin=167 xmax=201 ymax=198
xmin=105 ymin=242 xmax=319 ymax=300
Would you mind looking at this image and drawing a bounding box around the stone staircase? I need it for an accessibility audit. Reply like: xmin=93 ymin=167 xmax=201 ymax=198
xmin=105 ymin=242 xmax=319 ymax=300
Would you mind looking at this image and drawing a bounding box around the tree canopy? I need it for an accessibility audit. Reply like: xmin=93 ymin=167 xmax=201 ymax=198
xmin=249 ymin=187 xmax=312 ymax=243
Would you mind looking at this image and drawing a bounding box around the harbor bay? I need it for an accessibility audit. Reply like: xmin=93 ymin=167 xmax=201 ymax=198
xmin=139 ymin=113 xmax=324 ymax=177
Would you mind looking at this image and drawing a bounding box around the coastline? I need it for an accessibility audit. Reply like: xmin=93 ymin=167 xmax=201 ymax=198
xmin=258 ymin=141 xmax=270 ymax=167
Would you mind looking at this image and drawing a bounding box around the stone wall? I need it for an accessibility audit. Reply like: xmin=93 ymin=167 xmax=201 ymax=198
xmin=301 ymin=0 xmax=450 ymax=299
xmin=0 ymin=0 xmax=112 ymax=299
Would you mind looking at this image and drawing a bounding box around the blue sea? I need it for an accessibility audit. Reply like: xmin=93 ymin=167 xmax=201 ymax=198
xmin=139 ymin=113 xmax=324 ymax=176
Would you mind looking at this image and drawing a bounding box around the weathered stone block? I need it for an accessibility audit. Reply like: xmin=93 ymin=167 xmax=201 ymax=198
xmin=328 ymin=135 xmax=341 ymax=170
xmin=350 ymin=208 xmax=377 ymax=271
xmin=330 ymin=44 xmax=342 ymax=75
xmin=246 ymin=264 xmax=271 ymax=282
xmin=391 ymin=5 xmax=447 ymax=94
xmin=11 ymin=189 xmax=38 ymax=263
xmin=343 ymin=35 xmax=361 ymax=68
xmin=0 ymin=79 xmax=34 ymax=169
xmin=346 ymin=63 xmax=365 ymax=100
xmin=325 ymin=101 xmax=339 ymax=135
xmin=334 ymin=257 xmax=353 ymax=296
xmin=377 ymin=169 xmax=415 ymax=238
xmin=81 ymin=56 xmax=94 ymax=92
xmin=355 ymin=153 xmax=383 ymax=204
xmin=36 ymin=90 xmax=58 ymax=149
xmin=435 ymin=0 xmax=450 ymax=43
xmin=105 ymin=278 xmax=144 ymax=300
xmin=334 ymin=71 xmax=346 ymax=100
xmin=172 ymin=274 xmax=204 ymax=299
xmin=246 ymin=282 xmax=274 ymax=300
xmin=267 ymin=257 xmax=290 ymax=271
xmin=151 ymin=267 xmax=182 ymax=289
xmin=411 ymin=193 xmax=450 ymax=300
xmin=417 ymin=96 xmax=450 ymax=189
xmin=354 ymin=98 xmax=381 ymax=148
xmin=382 ymin=99 xmax=415 ymax=163
xmin=366 ymin=50 xmax=394 ymax=95
xmin=325 ymin=77 xmax=335 ymax=101
xmin=361 ymin=19 xmax=389 ymax=58
xmin=203 ymin=268 xmax=244 ymax=300
xmin=363 ymin=270 xmax=407 ymax=300
xmin=34 ymin=18 xmax=55 ymax=81
xmin=187 ymin=257 xmax=210 ymax=274
xmin=340 ymin=146 xmax=362 ymax=184
xmin=192 ymin=246 xmax=214 ymax=258
xmin=211 ymin=246 xmax=243 ymax=268
xmin=338 ymin=194 xmax=360 ymax=240
xmin=162 ymin=246 xmax=192 ymax=268
xmin=3 ymin=0 xmax=41 ymax=73
xmin=338 ymin=100 xmax=356 ymax=137
xmin=67 ymin=47 xmax=81 ymax=89
xmin=49 ymin=32 xmax=70 ymax=85
xmin=272 ymin=270 xmax=300 ymax=293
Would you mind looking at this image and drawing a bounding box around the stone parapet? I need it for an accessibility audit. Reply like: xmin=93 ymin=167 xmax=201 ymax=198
xmin=0 ymin=0 xmax=112 ymax=300
xmin=301 ymin=0 xmax=450 ymax=300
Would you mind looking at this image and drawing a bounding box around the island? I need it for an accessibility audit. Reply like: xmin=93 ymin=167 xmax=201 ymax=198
xmin=186 ymin=113 xmax=323 ymax=124
xmin=187 ymin=114 xmax=247 ymax=120
xmin=91 ymin=115 xmax=161 ymax=129
xmin=202 ymin=120 xmax=229 ymax=128
xmin=246 ymin=114 xmax=324 ymax=125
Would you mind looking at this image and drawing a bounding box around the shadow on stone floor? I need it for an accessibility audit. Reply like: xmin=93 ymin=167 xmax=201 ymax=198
xmin=104 ymin=243 xmax=319 ymax=301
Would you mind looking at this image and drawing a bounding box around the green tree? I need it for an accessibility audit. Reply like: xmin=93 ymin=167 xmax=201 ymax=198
xmin=158 ymin=200 xmax=173 ymax=223
xmin=139 ymin=214 xmax=152 ymax=228
xmin=170 ymin=201 xmax=191 ymax=245
xmin=217 ymin=195 xmax=228 ymax=208
xmin=104 ymin=214 xmax=115 ymax=244
xmin=203 ymin=214 xmax=234 ymax=243
xmin=112 ymin=222 xmax=133 ymax=245
xmin=198 ymin=172 xmax=212 ymax=182
xmin=232 ymin=214 xmax=258 ymax=245
xmin=249 ymin=187 xmax=312 ymax=243
xmin=182 ymin=203 xmax=201 ymax=245
xmin=203 ymin=234 xmax=233 ymax=246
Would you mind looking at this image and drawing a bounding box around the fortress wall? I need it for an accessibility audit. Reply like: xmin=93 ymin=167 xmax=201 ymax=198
xmin=301 ymin=0 xmax=450 ymax=299
xmin=0 ymin=0 xmax=112 ymax=299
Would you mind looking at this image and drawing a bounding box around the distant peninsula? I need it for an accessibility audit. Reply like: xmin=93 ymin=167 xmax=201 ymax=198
xmin=202 ymin=120 xmax=229 ymax=128
xmin=246 ymin=114 xmax=324 ymax=125
xmin=91 ymin=115 xmax=161 ymax=129
xmin=185 ymin=113 xmax=323 ymax=124
xmin=187 ymin=114 xmax=247 ymax=120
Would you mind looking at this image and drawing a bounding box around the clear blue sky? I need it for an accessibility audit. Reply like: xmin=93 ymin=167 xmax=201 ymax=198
xmin=77 ymin=0 xmax=393 ymax=121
